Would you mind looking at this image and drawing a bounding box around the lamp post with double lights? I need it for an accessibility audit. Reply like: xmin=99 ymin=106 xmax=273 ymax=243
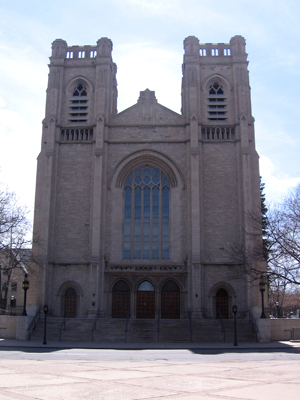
xmin=259 ymin=275 xmax=266 ymax=319
xmin=22 ymin=274 xmax=29 ymax=316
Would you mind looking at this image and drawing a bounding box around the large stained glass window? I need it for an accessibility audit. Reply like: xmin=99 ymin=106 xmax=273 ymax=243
xmin=124 ymin=166 xmax=169 ymax=259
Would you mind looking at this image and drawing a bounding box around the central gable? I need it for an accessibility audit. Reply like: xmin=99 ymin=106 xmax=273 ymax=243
xmin=110 ymin=89 xmax=184 ymax=126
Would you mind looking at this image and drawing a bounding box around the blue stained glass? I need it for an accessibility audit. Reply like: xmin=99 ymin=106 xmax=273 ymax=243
xmin=138 ymin=281 xmax=154 ymax=291
xmin=124 ymin=187 xmax=132 ymax=218
xmin=135 ymin=176 xmax=142 ymax=185
xmin=153 ymin=175 xmax=160 ymax=184
xmin=162 ymin=188 xmax=169 ymax=216
xmin=144 ymin=176 xmax=151 ymax=184
xmin=134 ymin=187 xmax=142 ymax=258
xmin=123 ymin=166 xmax=169 ymax=260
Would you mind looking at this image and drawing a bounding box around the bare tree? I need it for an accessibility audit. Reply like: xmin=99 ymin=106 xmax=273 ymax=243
xmin=0 ymin=183 xmax=32 ymax=310
xmin=226 ymin=183 xmax=300 ymax=291
xmin=267 ymin=184 xmax=300 ymax=286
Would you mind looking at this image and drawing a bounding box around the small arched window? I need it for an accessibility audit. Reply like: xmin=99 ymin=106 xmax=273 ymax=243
xmin=69 ymin=82 xmax=89 ymax=123
xmin=123 ymin=165 xmax=169 ymax=260
xmin=207 ymin=81 xmax=227 ymax=121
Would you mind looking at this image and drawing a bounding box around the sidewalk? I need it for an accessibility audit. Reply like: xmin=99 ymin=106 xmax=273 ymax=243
xmin=1 ymin=338 xmax=300 ymax=350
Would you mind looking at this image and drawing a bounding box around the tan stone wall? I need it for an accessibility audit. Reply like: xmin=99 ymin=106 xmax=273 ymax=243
xmin=202 ymin=142 xmax=240 ymax=262
xmin=53 ymin=144 xmax=92 ymax=263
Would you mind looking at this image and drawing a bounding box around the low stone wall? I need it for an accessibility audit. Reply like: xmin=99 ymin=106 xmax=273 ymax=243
xmin=0 ymin=315 xmax=17 ymax=339
xmin=0 ymin=315 xmax=30 ymax=340
xmin=271 ymin=318 xmax=300 ymax=341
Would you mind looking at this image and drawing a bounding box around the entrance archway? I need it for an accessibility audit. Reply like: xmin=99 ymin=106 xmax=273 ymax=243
xmin=137 ymin=281 xmax=155 ymax=319
xmin=216 ymin=288 xmax=228 ymax=319
xmin=112 ymin=280 xmax=130 ymax=318
xmin=64 ymin=287 xmax=77 ymax=318
xmin=161 ymin=280 xmax=180 ymax=319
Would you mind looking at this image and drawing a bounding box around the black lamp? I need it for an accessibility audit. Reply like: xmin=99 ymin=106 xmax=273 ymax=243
xmin=259 ymin=275 xmax=266 ymax=318
xmin=22 ymin=274 xmax=29 ymax=316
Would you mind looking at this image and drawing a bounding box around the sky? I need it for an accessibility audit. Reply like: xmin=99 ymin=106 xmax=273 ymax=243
xmin=0 ymin=0 xmax=300 ymax=225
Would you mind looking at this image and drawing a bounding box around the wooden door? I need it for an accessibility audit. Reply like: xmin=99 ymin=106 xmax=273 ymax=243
xmin=137 ymin=291 xmax=155 ymax=319
xmin=216 ymin=288 xmax=228 ymax=319
xmin=65 ymin=287 xmax=77 ymax=318
xmin=112 ymin=291 xmax=130 ymax=318
xmin=161 ymin=281 xmax=180 ymax=319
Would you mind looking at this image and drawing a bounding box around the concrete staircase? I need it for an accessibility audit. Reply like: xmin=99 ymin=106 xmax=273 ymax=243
xmin=222 ymin=320 xmax=257 ymax=343
xmin=28 ymin=317 xmax=257 ymax=343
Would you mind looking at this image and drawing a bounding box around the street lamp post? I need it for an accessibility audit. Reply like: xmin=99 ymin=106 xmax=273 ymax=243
xmin=259 ymin=275 xmax=266 ymax=319
xmin=43 ymin=304 xmax=49 ymax=345
xmin=22 ymin=274 xmax=29 ymax=316
xmin=10 ymin=295 xmax=15 ymax=316
xmin=276 ymin=301 xmax=279 ymax=319
xmin=232 ymin=305 xmax=238 ymax=346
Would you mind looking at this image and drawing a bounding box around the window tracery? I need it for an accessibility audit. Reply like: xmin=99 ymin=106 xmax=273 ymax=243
xmin=69 ymin=82 xmax=88 ymax=123
xmin=207 ymin=81 xmax=227 ymax=121
xmin=124 ymin=166 xmax=169 ymax=260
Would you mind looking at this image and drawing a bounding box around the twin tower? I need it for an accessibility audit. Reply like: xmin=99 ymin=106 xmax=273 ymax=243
xmin=29 ymin=35 xmax=265 ymax=323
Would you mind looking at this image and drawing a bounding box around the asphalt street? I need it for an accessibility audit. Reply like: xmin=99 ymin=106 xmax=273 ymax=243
xmin=0 ymin=344 xmax=300 ymax=399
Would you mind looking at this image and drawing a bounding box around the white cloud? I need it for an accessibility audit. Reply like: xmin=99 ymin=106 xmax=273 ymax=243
xmin=0 ymin=96 xmax=6 ymax=108
xmin=115 ymin=42 xmax=182 ymax=113
xmin=260 ymin=155 xmax=300 ymax=204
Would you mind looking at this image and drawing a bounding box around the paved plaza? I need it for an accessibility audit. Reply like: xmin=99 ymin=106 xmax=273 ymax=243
xmin=0 ymin=341 xmax=299 ymax=399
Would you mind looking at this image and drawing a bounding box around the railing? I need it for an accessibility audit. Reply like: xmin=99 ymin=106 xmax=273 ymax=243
xmin=91 ymin=310 xmax=100 ymax=342
xmin=249 ymin=310 xmax=259 ymax=342
xmin=65 ymin=46 xmax=97 ymax=60
xmin=59 ymin=313 xmax=69 ymax=341
xmin=27 ymin=308 xmax=40 ymax=341
xmin=188 ymin=310 xmax=193 ymax=342
xmin=124 ymin=310 xmax=130 ymax=342
xmin=157 ymin=316 xmax=160 ymax=343
xmin=219 ymin=311 xmax=226 ymax=343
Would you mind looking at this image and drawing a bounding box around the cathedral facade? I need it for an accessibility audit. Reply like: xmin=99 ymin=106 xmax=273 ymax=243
xmin=29 ymin=35 xmax=265 ymax=321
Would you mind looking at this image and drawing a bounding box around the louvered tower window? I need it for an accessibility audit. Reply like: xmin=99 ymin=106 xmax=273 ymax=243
xmin=69 ymin=83 xmax=88 ymax=123
xmin=207 ymin=82 xmax=227 ymax=121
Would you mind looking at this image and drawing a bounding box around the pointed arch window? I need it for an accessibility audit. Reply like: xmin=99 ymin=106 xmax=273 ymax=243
xmin=69 ymin=82 xmax=89 ymax=123
xmin=207 ymin=81 xmax=227 ymax=121
xmin=124 ymin=166 xmax=169 ymax=260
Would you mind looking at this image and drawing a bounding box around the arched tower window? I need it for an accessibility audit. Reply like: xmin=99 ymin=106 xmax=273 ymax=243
xmin=123 ymin=166 xmax=169 ymax=260
xmin=69 ymin=82 xmax=89 ymax=123
xmin=207 ymin=81 xmax=227 ymax=121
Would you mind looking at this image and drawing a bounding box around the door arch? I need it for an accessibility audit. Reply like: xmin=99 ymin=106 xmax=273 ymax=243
xmin=216 ymin=288 xmax=228 ymax=319
xmin=161 ymin=280 xmax=180 ymax=319
xmin=137 ymin=281 xmax=155 ymax=319
xmin=64 ymin=287 xmax=77 ymax=318
xmin=112 ymin=280 xmax=130 ymax=318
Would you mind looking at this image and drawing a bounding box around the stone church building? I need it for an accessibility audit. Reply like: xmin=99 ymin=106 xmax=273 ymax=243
xmin=29 ymin=35 xmax=265 ymax=323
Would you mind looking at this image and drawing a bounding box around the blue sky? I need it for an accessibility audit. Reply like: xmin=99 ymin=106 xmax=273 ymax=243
xmin=0 ymin=0 xmax=300 ymax=222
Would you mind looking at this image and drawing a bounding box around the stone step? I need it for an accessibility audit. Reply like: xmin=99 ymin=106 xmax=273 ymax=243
xmin=28 ymin=317 xmax=257 ymax=343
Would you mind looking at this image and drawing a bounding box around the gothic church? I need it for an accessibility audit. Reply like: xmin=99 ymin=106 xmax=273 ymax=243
xmin=29 ymin=35 xmax=265 ymax=324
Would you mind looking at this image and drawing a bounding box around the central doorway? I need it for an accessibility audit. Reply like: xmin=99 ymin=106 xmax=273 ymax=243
xmin=216 ymin=288 xmax=229 ymax=319
xmin=137 ymin=281 xmax=155 ymax=319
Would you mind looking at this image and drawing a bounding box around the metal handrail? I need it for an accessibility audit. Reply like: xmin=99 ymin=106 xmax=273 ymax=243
xmin=157 ymin=316 xmax=160 ymax=342
xmin=27 ymin=308 xmax=40 ymax=341
xmin=188 ymin=310 xmax=193 ymax=342
xmin=92 ymin=310 xmax=100 ymax=342
xmin=249 ymin=310 xmax=259 ymax=342
xmin=125 ymin=310 xmax=130 ymax=342
xmin=59 ymin=312 xmax=69 ymax=341
xmin=219 ymin=311 xmax=225 ymax=343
